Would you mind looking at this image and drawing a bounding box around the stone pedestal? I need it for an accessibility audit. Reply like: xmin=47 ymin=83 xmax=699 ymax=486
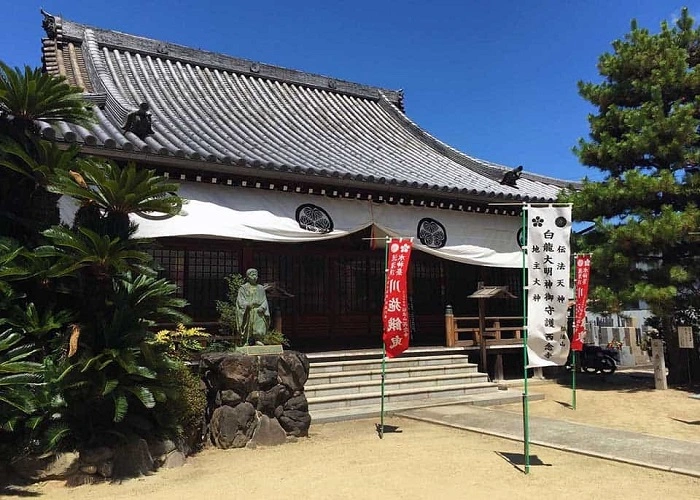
xmin=200 ymin=351 xmax=311 ymax=449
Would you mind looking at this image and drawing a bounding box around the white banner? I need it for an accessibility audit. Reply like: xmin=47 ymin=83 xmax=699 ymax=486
xmin=526 ymin=205 xmax=572 ymax=367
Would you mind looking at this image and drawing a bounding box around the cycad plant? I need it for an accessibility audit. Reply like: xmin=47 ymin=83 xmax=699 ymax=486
xmin=1 ymin=59 xmax=195 ymax=455
xmin=0 ymin=62 xmax=93 ymax=133
xmin=51 ymin=159 xmax=183 ymax=241
xmin=31 ymin=202 xmax=190 ymax=449
xmin=0 ymin=327 xmax=45 ymax=459
xmin=0 ymin=328 xmax=43 ymax=431
xmin=0 ymin=62 xmax=93 ymax=242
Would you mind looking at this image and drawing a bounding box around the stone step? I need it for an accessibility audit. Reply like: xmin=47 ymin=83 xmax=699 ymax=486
xmin=307 ymin=381 xmax=499 ymax=412
xmin=306 ymin=346 xmax=471 ymax=364
xmin=310 ymin=389 xmax=543 ymax=424
xmin=306 ymin=363 xmax=480 ymax=386
xmin=309 ymin=354 xmax=471 ymax=374
xmin=306 ymin=372 xmax=488 ymax=399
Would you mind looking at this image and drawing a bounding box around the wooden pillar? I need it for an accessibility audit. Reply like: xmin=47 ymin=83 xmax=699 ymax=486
xmin=273 ymin=306 xmax=282 ymax=334
xmin=445 ymin=305 xmax=455 ymax=347
xmin=478 ymin=298 xmax=487 ymax=373
xmin=494 ymin=354 xmax=504 ymax=381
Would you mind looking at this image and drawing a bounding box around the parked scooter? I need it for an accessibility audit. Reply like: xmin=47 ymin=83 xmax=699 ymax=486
xmin=567 ymin=344 xmax=620 ymax=374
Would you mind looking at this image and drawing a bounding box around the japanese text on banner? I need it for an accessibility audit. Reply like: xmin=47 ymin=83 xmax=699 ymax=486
xmin=572 ymin=254 xmax=591 ymax=351
xmin=382 ymin=238 xmax=413 ymax=358
xmin=526 ymin=206 xmax=572 ymax=367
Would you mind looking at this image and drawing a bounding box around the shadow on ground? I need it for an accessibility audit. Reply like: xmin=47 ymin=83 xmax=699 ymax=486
xmin=547 ymin=369 xmax=700 ymax=394
xmin=375 ymin=423 xmax=403 ymax=437
xmin=496 ymin=452 xmax=551 ymax=473
xmin=670 ymin=417 xmax=700 ymax=426
xmin=0 ymin=488 xmax=41 ymax=498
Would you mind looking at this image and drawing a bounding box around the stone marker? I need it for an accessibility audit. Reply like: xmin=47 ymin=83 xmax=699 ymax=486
xmin=651 ymin=339 xmax=667 ymax=390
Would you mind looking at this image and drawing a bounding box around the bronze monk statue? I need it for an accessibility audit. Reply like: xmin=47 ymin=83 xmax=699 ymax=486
xmin=235 ymin=268 xmax=270 ymax=345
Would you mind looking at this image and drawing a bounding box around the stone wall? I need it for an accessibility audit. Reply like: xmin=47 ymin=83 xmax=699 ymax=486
xmin=200 ymin=351 xmax=311 ymax=449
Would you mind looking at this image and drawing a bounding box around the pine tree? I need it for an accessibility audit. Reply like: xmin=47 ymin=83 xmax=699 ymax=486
xmin=564 ymin=8 xmax=700 ymax=384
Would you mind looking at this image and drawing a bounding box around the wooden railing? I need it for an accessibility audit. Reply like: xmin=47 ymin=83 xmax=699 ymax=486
xmin=445 ymin=307 xmax=523 ymax=348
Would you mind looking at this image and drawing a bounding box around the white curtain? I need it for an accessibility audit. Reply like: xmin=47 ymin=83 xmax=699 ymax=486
xmin=371 ymin=203 xmax=521 ymax=267
xmin=59 ymin=181 xmax=523 ymax=267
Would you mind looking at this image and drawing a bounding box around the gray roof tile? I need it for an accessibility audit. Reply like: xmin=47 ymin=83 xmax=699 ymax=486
xmin=40 ymin=13 xmax=576 ymax=203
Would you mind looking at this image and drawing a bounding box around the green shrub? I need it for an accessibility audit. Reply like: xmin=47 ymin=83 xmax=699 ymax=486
xmin=159 ymin=362 xmax=206 ymax=450
xmin=258 ymin=328 xmax=289 ymax=347
xmin=149 ymin=323 xmax=210 ymax=361
xmin=202 ymin=338 xmax=237 ymax=353
xmin=215 ymin=273 xmax=246 ymax=339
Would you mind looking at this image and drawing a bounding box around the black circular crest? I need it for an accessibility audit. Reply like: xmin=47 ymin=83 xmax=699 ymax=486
xmin=417 ymin=218 xmax=447 ymax=248
xmin=516 ymin=228 xmax=526 ymax=247
xmin=555 ymin=216 xmax=568 ymax=228
xmin=295 ymin=204 xmax=334 ymax=233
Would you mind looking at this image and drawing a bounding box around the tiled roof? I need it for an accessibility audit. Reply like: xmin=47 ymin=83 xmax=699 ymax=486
xmin=39 ymin=11 xmax=575 ymax=203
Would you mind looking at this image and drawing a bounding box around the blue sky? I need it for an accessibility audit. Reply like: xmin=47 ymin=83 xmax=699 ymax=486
xmin=1 ymin=1 xmax=693 ymax=183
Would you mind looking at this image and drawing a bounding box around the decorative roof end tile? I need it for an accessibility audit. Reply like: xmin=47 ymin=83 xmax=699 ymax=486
xmin=122 ymin=102 xmax=154 ymax=140
xmin=41 ymin=9 xmax=60 ymax=39
xmin=500 ymin=165 xmax=523 ymax=188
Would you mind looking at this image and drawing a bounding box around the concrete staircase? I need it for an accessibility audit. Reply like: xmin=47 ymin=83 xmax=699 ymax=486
xmin=306 ymin=347 xmax=532 ymax=423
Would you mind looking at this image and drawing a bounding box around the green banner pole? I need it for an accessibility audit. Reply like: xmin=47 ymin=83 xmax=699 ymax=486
xmin=380 ymin=344 xmax=386 ymax=439
xmin=572 ymin=350 xmax=577 ymax=410
xmin=572 ymin=253 xmax=577 ymax=410
xmin=379 ymin=236 xmax=390 ymax=439
xmin=521 ymin=205 xmax=531 ymax=474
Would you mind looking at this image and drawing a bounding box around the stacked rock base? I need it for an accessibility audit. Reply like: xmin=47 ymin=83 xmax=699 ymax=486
xmin=200 ymin=351 xmax=311 ymax=449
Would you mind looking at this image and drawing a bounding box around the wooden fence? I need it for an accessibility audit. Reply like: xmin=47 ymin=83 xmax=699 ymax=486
xmin=445 ymin=308 xmax=523 ymax=348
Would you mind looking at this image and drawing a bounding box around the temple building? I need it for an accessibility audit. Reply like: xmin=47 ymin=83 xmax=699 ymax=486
xmin=39 ymin=11 xmax=574 ymax=353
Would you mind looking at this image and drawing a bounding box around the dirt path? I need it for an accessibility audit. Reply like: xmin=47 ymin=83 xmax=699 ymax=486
xmin=10 ymin=372 xmax=700 ymax=500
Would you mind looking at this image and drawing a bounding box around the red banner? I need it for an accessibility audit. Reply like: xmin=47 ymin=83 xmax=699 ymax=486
xmin=382 ymin=238 xmax=413 ymax=358
xmin=572 ymin=254 xmax=591 ymax=351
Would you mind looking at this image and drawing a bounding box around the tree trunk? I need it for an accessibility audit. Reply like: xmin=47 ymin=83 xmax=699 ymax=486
xmin=26 ymin=187 xmax=61 ymax=233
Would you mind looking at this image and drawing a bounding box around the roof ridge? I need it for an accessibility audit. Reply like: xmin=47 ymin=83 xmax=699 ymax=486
xmin=40 ymin=11 xmax=404 ymax=107
xmin=466 ymin=155 xmax=581 ymax=187
xmin=377 ymin=95 xmax=578 ymax=188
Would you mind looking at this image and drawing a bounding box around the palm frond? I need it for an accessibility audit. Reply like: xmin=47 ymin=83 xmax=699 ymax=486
xmin=127 ymin=385 xmax=156 ymax=409
xmin=113 ymin=393 xmax=128 ymax=422
xmin=0 ymin=391 xmax=37 ymax=413
xmin=0 ymin=138 xmax=80 ymax=185
xmin=51 ymin=159 xmax=183 ymax=218
xmin=43 ymin=422 xmax=71 ymax=450
xmin=102 ymin=379 xmax=118 ymax=396
xmin=115 ymin=273 xmax=190 ymax=325
xmin=0 ymin=61 xmax=94 ymax=128
xmin=41 ymin=225 xmax=153 ymax=278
